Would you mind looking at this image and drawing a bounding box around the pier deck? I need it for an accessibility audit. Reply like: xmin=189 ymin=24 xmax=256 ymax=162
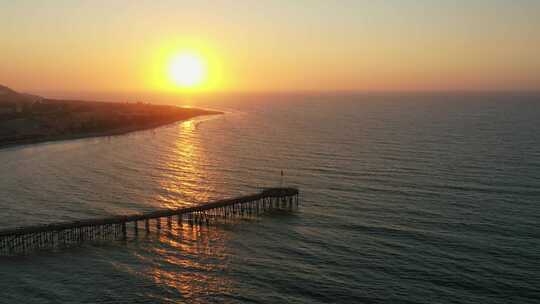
xmin=0 ymin=187 xmax=299 ymax=256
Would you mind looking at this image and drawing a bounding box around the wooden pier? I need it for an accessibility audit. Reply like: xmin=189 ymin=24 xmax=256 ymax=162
xmin=0 ymin=187 xmax=299 ymax=256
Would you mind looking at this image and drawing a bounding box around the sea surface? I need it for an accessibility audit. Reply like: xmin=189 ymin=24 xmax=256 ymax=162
xmin=0 ymin=93 xmax=539 ymax=303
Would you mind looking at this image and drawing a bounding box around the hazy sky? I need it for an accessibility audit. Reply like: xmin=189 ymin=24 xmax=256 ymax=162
xmin=1 ymin=0 xmax=539 ymax=94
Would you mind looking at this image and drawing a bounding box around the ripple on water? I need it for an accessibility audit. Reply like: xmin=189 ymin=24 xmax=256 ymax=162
xmin=1 ymin=94 xmax=540 ymax=303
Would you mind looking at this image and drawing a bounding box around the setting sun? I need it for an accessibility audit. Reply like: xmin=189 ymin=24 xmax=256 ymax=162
xmin=169 ymin=53 xmax=206 ymax=88
xmin=149 ymin=43 xmax=224 ymax=93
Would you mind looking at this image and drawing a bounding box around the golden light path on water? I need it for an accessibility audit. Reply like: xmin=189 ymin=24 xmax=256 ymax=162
xmin=147 ymin=118 xmax=234 ymax=300
xmin=149 ymin=226 xmax=234 ymax=301
xmin=109 ymin=222 xmax=234 ymax=302
xmin=156 ymin=119 xmax=215 ymax=209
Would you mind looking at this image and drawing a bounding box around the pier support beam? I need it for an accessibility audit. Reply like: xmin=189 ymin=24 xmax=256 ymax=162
xmin=121 ymin=222 xmax=127 ymax=240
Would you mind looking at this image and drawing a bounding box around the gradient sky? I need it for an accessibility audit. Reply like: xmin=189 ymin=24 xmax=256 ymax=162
xmin=1 ymin=0 xmax=539 ymax=94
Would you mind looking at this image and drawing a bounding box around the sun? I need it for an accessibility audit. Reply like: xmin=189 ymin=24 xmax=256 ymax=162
xmin=169 ymin=53 xmax=206 ymax=88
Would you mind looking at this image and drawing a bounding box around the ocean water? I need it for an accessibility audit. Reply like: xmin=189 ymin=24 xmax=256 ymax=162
xmin=0 ymin=93 xmax=539 ymax=303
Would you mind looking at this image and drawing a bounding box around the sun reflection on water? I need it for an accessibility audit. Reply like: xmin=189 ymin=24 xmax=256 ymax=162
xmin=157 ymin=119 xmax=215 ymax=209
xmin=142 ymin=118 xmax=234 ymax=301
xmin=143 ymin=223 xmax=234 ymax=301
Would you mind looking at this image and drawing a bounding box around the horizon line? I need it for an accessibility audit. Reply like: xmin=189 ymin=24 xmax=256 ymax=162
xmin=25 ymin=88 xmax=540 ymax=96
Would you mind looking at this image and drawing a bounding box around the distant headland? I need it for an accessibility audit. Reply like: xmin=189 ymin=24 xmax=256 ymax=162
xmin=0 ymin=85 xmax=221 ymax=149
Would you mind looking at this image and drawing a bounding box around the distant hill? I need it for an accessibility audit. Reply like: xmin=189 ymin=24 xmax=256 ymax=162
xmin=0 ymin=84 xmax=42 ymax=104
xmin=0 ymin=84 xmax=19 ymax=99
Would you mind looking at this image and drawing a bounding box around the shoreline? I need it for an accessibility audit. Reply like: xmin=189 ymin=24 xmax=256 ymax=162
xmin=0 ymin=112 xmax=221 ymax=151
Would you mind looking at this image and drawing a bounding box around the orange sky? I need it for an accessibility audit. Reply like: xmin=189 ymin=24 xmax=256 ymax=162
xmin=1 ymin=1 xmax=539 ymax=95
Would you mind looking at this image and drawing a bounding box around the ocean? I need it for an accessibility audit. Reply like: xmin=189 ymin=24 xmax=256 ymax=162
xmin=0 ymin=93 xmax=539 ymax=303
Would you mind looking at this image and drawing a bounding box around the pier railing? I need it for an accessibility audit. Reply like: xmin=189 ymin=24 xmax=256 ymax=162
xmin=0 ymin=187 xmax=299 ymax=256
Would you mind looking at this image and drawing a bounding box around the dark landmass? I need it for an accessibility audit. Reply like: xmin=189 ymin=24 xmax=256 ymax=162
xmin=0 ymin=85 xmax=221 ymax=149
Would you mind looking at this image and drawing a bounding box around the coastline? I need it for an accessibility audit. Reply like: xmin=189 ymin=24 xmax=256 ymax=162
xmin=0 ymin=112 xmax=221 ymax=151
